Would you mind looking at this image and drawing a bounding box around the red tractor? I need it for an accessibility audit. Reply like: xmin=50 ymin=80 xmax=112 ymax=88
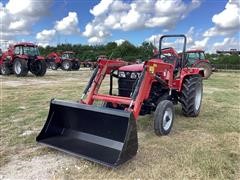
xmin=45 ymin=51 xmax=80 ymax=71
xmin=181 ymin=50 xmax=212 ymax=79
xmin=37 ymin=35 xmax=204 ymax=167
xmin=82 ymin=60 xmax=97 ymax=69
xmin=0 ymin=43 xmax=47 ymax=77
xmin=154 ymin=48 xmax=212 ymax=79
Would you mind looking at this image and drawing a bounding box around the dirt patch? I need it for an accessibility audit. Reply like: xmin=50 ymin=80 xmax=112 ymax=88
xmin=1 ymin=70 xmax=90 ymax=88
xmin=19 ymin=130 xmax=35 ymax=137
xmin=0 ymin=153 xmax=76 ymax=180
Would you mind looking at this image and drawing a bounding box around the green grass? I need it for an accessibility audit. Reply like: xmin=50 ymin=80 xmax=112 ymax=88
xmin=0 ymin=71 xmax=239 ymax=179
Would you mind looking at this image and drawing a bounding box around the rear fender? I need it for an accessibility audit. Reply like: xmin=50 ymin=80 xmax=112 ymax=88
xmin=192 ymin=59 xmax=210 ymax=66
xmin=176 ymin=68 xmax=204 ymax=91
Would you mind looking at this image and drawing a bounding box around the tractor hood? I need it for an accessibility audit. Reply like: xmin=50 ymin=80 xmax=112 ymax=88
xmin=119 ymin=64 xmax=144 ymax=72
xmin=36 ymin=56 xmax=45 ymax=60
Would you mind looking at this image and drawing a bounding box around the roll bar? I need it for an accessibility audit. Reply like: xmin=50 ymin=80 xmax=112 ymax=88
xmin=159 ymin=34 xmax=187 ymax=68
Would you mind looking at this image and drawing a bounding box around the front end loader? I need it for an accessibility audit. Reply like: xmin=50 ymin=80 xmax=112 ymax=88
xmin=37 ymin=35 xmax=204 ymax=167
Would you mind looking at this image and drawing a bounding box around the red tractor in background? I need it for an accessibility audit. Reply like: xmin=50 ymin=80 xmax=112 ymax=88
xmin=184 ymin=50 xmax=212 ymax=79
xmin=45 ymin=51 xmax=80 ymax=71
xmin=0 ymin=43 xmax=47 ymax=77
xmin=154 ymin=48 xmax=212 ymax=79
xmin=82 ymin=60 xmax=97 ymax=69
xmin=186 ymin=50 xmax=213 ymax=79
xmin=82 ymin=55 xmax=111 ymax=68
xmin=37 ymin=35 xmax=204 ymax=167
xmin=176 ymin=50 xmax=212 ymax=79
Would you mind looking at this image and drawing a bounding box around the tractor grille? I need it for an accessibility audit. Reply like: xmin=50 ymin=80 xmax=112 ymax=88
xmin=118 ymin=78 xmax=136 ymax=97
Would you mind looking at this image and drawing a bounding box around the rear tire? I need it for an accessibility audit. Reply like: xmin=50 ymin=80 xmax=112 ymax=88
xmin=0 ymin=61 xmax=11 ymax=75
xmin=61 ymin=60 xmax=72 ymax=71
xmin=195 ymin=62 xmax=212 ymax=79
xmin=180 ymin=75 xmax=203 ymax=117
xmin=13 ymin=59 xmax=28 ymax=77
xmin=30 ymin=60 xmax=47 ymax=76
xmin=154 ymin=100 xmax=174 ymax=136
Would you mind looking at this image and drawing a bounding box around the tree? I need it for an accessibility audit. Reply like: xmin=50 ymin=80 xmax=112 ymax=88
xmin=138 ymin=42 xmax=154 ymax=61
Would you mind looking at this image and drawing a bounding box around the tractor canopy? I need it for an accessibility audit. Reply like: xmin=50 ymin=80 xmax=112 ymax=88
xmin=61 ymin=51 xmax=78 ymax=61
xmin=13 ymin=43 xmax=44 ymax=60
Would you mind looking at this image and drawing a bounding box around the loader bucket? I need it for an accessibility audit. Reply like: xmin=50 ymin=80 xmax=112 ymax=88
xmin=36 ymin=99 xmax=138 ymax=167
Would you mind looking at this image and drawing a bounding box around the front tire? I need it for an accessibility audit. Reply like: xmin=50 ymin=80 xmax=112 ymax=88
xmin=30 ymin=60 xmax=47 ymax=76
xmin=154 ymin=100 xmax=174 ymax=136
xmin=0 ymin=61 xmax=11 ymax=75
xmin=50 ymin=62 xmax=58 ymax=70
xmin=61 ymin=60 xmax=72 ymax=71
xmin=180 ymin=75 xmax=203 ymax=117
xmin=13 ymin=59 xmax=28 ymax=77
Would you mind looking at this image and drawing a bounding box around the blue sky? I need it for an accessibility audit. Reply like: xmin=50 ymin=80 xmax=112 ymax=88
xmin=0 ymin=0 xmax=239 ymax=52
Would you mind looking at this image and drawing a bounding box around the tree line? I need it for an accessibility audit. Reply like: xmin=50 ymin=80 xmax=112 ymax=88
xmin=38 ymin=41 xmax=155 ymax=62
xmin=206 ymin=53 xmax=240 ymax=65
xmin=39 ymin=41 xmax=240 ymax=65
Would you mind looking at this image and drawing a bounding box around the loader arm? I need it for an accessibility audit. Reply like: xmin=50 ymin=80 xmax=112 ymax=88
xmin=82 ymin=59 xmax=174 ymax=120
xmin=83 ymin=59 xmax=128 ymax=105
xmin=132 ymin=60 xmax=174 ymax=118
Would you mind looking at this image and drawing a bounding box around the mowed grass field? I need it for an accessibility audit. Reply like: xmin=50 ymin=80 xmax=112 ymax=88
xmin=0 ymin=70 xmax=239 ymax=179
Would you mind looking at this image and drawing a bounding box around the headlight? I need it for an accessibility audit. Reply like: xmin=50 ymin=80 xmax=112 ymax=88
xmin=130 ymin=72 xmax=137 ymax=79
xmin=119 ymin=71 xmax=126 ymax=78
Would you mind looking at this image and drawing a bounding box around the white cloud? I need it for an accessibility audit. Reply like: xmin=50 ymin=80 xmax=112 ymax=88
xmin=191 ymin=37 xmax=209 ymax=49
xmin=0 ymin=0 xmax=52 ymax=43
xmin=36 ymin=12 xmax=80 ymax=45
xmin=83 ymin=0 xmax=201 ymax=44
xmin=88 ymin=36 xmax=104 ymax=44
xmin=145 ymin=26 xmax=195 ymax=47
xmin=9 ymin=19 xmax=26 ymax=30
xmin=37 ymin=42 xmax=50 ymax=48
xmin=90 ymin=0 xmax=113 ymax=16
xmin=115 ymin=39 xmax=125 ymax=46
xmin=213 ymin=37 xmax=239 ymax=51
xmin=186 ymin=26 xmax=195 ymax=45
xmin=145 ymin=34 xmax=163 ymax=46
xmin=110 ymin=1 xmax=130 ymax=12
xmin=54 ymin=12 xmax=80 ymax=35
xmin=83 ymin=23 xmax=110 ymax=44
xmin=145 ymin=0 xmax=200 ymax=28
xmin=6 ymin=0 xmax=31 ymax=14
xmin=145 ymin=26 xmax=211 ymax=51
xmin=120 ymin=3 xmax=143 ymax=31
xmin=36 ymin=29 xmax=56 ymax=41
xmin=204 ymin=0 xmax=240 ymax=37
